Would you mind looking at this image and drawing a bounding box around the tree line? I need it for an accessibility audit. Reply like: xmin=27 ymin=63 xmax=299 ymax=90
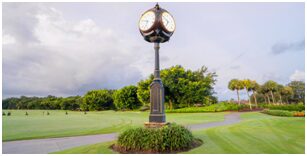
xmin=228 ymin=79 xmax=305 ymax=109
xmin=3 ymin=65 xmax=218 ymax=111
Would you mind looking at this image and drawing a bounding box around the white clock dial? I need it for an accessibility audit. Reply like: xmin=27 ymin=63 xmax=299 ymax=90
xmin=139 ymin=11 xmax=156 ymax=31
xmin=161 ymin=12 xmax=175 ymax=32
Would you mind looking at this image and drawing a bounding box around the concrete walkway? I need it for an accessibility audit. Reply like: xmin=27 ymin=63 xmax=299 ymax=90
xmin=3 ymin=112 xmax=243 ymax=154
xmin=187 ymin=112 xmax=242 ymax=130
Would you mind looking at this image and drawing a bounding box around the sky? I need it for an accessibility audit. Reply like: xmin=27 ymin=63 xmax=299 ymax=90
xmin=2 ymin=2 xmax=305 ymax=100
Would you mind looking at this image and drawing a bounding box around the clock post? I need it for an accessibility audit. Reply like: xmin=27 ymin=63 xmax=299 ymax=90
xmin=138 ymin=3 xmax=175 ymax=127
xmin=149 ymin=42 xmax=165 ymax=123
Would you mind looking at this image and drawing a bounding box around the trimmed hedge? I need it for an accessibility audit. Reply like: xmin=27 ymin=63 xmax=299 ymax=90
xmin=262 ymin=109 xmax=294 ymax=117
xmin=266 ymin=104 xmax=305 ymax=112
xmin=116 ymin=123 xmax=197 ymax=153
xmin=165 ymin=102 xmax=245 ymax=113
xmin=293 ymin=111 xmax=305 ymax=117
xmin=262 ymin=109 xmax=305 ymax=117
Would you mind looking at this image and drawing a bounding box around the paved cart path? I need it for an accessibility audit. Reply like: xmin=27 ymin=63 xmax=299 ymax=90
xmin=3 ymin=112 xmax=243 ymax=154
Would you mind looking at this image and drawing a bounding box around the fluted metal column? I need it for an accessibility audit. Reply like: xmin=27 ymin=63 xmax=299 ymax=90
xmin=154 ymin=42 xmax=160 ymax=80
xmin=149 ymin=42 xmax=165 ymax=123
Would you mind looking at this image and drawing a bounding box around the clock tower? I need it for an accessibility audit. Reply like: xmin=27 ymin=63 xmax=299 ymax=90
xmin=138 ymin=3 xmax=175 ymax=125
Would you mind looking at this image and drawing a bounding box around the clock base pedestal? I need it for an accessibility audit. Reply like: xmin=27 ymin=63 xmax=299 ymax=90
xmin=144 ymin=121 xmax=169 ymax=128
xmin=149 ymin=79 xmax=165 ymax=123
xmin=149 ymin=113 xmax=165 ymax=123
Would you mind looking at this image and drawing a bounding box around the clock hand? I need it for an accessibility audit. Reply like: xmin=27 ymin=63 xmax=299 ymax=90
xmin=163 ymin=16 xmax=169 ymax=26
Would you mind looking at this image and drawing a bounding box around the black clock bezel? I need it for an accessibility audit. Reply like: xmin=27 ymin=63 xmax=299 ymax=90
xmin=160 ymin=11 xmax=176 ymax=33
xmin=139 ymin=4 xmax=175 ymax=43
xmin=139 ymin=10 xmax=158 ymax=33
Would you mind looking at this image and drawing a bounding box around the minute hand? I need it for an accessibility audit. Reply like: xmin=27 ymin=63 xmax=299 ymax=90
xmin=163 ymin=16 xmax=169 ymax=26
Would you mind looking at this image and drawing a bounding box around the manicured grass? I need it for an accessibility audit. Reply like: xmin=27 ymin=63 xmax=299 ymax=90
xmin=51 ymin=141 xmax=119 ymax=154
xmin=52 ymin=141 xmax=118 ymax=154
xmin=52 ymin=112 xmax=305 ymax=154
xmin=185 ymin=112 xmax=305 ymax=154
xmin=2 ymin=110 xmax=226 ymax=141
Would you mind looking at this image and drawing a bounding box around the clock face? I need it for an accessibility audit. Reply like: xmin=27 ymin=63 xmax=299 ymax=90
xmin=161 ymin=12 xmax=175 ymax=32
xmin=139 ymin=11 xmax=156 ymax=31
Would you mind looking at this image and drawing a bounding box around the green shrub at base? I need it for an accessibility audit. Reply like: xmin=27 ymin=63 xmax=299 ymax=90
xmin=115 ymin=123 xmax=200 ymax=153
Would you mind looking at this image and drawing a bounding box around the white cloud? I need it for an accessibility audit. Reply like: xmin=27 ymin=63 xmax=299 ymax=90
xmin=3 ymin=4 xmax=148 ymax=97
xmin=290 ymin=70 xmax=305 ymax=81
xmin=2 ymin=34 xmax=16 ymax=45
xmin=2 ymin=3 xmax=305 ymax=100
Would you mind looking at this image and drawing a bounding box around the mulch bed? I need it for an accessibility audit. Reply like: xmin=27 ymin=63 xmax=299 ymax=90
xmin=110 ymin=138 xmax=203 ymax=154
xmin=238 ymin=108 xmax=264 ymax=112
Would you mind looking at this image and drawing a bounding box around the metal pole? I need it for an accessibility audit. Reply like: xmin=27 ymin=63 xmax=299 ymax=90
xmin=149 ymin=42 xmax=165 ymax=123
xmin=154 ymin=42 xmax=160 ymax=80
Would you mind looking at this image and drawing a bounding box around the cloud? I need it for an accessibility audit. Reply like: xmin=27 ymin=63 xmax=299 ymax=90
xmin=2 ymin=3 xmax=41 ymax=43
xmin=2 ymin=3 xmax=305 ymax=101
xmin=2 ymin=34 xmax=16 ymax=45
xmin=2 ymin=3 xmax=147 ymax=97
xmin=229 ymin=65 xmax=240 ymax=70
xmin=271 ymin=40 xmax=305 ymax=55
xmin=290 ymin=70 xmax=305 ymax=81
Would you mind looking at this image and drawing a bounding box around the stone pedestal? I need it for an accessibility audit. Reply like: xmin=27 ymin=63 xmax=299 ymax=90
xmin=144 ymin=122 xmax=169 ymax=128
xmin=149 ymin=80 xmax=165 ymax=123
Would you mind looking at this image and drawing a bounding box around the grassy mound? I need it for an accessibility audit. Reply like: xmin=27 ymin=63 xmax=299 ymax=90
xmin=112 ymin=123 xmax=202 ymax=153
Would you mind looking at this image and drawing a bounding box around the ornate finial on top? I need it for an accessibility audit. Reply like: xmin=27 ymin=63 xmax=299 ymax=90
xmin=155 ymin=3 xmax=160 ymax=9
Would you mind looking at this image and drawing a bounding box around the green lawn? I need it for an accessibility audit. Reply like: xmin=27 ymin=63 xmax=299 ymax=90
xmin=2 ymin=110 xmax=226 ymax=141
xmin=53 ymin=112 xmax=305 ymax=154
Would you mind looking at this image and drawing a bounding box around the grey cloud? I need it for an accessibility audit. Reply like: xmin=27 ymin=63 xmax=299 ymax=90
xmin=271 ymin=40 xmax=305 ymax=55
xmin=261 ymin=73 xmax=287 ymax=84
xmin=3 ymin=3 xmax=42 ymax=43
xmin=2 ymin=3 xmax=145 ymax=98
xmin=229 ymin=65 xmax=240 ymax=70
xmin=160 ymin=56 xmax=170 ymax=62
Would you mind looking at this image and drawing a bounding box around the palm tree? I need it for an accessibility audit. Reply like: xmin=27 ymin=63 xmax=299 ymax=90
xmin=263 ymin=80 xmax=278 ymax=105
xmin=281 ymin=86 xmax=294 ymax=104
xmin=250 ymin=80 xmax=260 ymax=108
xmin=242 ymin=79 xmax=252 ymax=110
xmin=260 ymin=85 xmax=270 ymax=104
xmin=276 ymin=84 xmax=284 ymax=105
xmin=228 ymin=79 xmax=244 ymax=105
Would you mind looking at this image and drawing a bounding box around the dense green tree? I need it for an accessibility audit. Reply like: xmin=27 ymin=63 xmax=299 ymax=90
xmin=161 ymin=65 xmax=187 ymax=109
xmin=136 ymin=65 xmax=217 ymax=109
xmin=287 ymin=81 xmax=305 ymax=104
xmin=228 ymin=79 xmax=244 ymax=105
xmin=26 ymin=97 xmax=43 ymax=109
xmin=60 ymin=96 xmax=82 ymax=110
xmin=40 ymin=95 xmax=61 ymax=110
xmin=177 ymin=67 xmax=217 ymax=107
xmin=2 ymin=97 xmax=19 ymax=109
xmin=137 ymin=75 xmax=153 ymax=106
xmin=113 ymin=85 xmax=141 ymax=110
xmin=82 ymin=90 xmax=114 ymax=111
